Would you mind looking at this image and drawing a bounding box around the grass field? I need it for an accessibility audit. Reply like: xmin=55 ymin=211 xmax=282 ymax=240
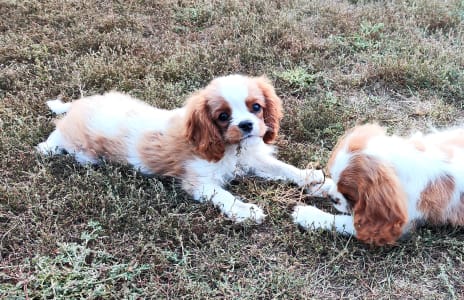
xmin=1 ymin=0 xmax=464 ymax=298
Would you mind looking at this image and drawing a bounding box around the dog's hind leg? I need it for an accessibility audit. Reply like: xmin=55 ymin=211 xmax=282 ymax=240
xmin=37 ymin=129 xmax=99 ymax=164
xmin=36 ymin=129 xmax=67 ymax=156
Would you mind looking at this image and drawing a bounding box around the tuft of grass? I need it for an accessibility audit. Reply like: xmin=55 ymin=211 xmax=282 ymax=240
xmin=1 ymin=221 xmax=150 ymax=299
xmin=274 ymin=67 xmax=318 ymax=93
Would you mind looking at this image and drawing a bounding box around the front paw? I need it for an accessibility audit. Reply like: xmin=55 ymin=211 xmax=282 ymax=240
xmin=292 ymin=205 xmax=333 ymax=230
xmin=226 ymin=201 xmax=266 ymax=224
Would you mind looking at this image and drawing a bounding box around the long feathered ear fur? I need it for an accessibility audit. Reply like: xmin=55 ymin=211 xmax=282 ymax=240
xmin=184 ymin=92 xmax=225 ymax=162
xmin=255 ymin=76 xmax=283 ymax=144
xmin=340 ymin=154 xmax=408 ymax=246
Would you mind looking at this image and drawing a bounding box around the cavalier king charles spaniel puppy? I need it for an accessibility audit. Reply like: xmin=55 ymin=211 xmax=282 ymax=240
xmin=37 ymin=74 xmax=324 ymax=224
xmin=292 ymin=123 xmax=464 ymax=246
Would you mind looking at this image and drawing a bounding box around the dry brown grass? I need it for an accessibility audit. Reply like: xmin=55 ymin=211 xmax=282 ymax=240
xmin=1 ymin=0 xmax=464 ymax=298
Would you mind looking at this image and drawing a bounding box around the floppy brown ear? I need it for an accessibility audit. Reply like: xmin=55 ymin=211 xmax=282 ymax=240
xmin=341 ymin=154 xmax=408 ymax=246
xmin=184 ymin=92 xmax=225 ymax=162
xmin=255 ymin=76 xmax=283 ymax=144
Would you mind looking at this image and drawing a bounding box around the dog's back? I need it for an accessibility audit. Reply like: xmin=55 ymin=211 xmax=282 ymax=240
xmin=38 ymin=92 xmax=180 ymax=165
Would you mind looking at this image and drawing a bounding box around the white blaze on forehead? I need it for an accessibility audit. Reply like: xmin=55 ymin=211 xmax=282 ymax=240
xmin=217 ymin=75 xmax=249 ymax=105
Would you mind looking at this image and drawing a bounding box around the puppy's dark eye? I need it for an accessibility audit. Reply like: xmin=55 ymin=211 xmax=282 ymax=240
xmin=218 ymin=112 xmax=229 ymax=122
xmin=251 ymin=103 xmax=261 ymax=112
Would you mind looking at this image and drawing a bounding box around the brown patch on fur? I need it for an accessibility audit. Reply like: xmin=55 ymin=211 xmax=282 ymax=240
xmin=347 ymin=123 xmax=386 ymax=153
xmin=416 ymin=129 xmax=464 ymax=161
xmin=418 ymin=174 xmax=455 ymax=224
xmin=88 ymin=134 xmax=128 ymax=162
xmin=54 ymin=102 xmax=90 ymax=154
xmin=438 ymin=130 xmax=464 ymax=160
xmin=184 ymin=91 xmax=226 ymax=162
xmin=224 ymin=126 xmax=243 ymax=144
xmin=327 ymin=124 xmax=386 ymax=174
xmin=448 ymin=193 xmax=464 ymax=225
xmin=338 ymin=154 xmax=408 ymax=246
xmin=138 ymin=119 xmax=193 ymax=178
xmin=254 ymin=76 xmax=282 ymax=144
xmin=55 ymin=99 xmax=128 ymax=161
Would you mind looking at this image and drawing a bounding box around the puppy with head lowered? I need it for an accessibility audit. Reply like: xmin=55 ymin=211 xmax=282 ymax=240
xmin=38 ymin=74 xmax=324 ymax=223
xmin=293 ymin=123 xmax=464 ymax=246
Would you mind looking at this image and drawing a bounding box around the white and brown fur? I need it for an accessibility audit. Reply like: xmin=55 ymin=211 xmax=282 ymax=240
xmin=293 ymin=123 xmax=464 ymax=245
xmin=38 ymin=74 xmax=324 ymax=223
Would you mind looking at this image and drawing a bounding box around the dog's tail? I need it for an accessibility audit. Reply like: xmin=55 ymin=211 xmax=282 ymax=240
xmin=46 ymin=99 xmax=71 ymax=115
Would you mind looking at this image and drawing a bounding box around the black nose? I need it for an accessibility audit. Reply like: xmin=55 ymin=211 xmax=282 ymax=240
xmin=238 ymin=120 xmax=253 ymax=133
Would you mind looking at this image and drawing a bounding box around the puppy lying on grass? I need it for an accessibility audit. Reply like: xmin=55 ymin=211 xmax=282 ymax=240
xmin=293 ymin=123 xmax=464 ymax=246
xmin=37 ymin=74 xmax=324 ymax=224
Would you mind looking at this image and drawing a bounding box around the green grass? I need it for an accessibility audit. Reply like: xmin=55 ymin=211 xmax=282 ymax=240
xmin=1 ymin=0 xmax=464 ymax=298
xmin=2 ymin=221 xmax=150 ymax=298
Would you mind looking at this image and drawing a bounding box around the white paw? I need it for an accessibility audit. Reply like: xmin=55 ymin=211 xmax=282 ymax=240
xmin=292 ymin=205 xmax=333 ymax=230
xmin=36 ymin=142 xmax=56 ymax=155
xmin=36 ymin=130 xmax=65 ymax=156
xmin=226 ymin=201 xmax=266 ymax=224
